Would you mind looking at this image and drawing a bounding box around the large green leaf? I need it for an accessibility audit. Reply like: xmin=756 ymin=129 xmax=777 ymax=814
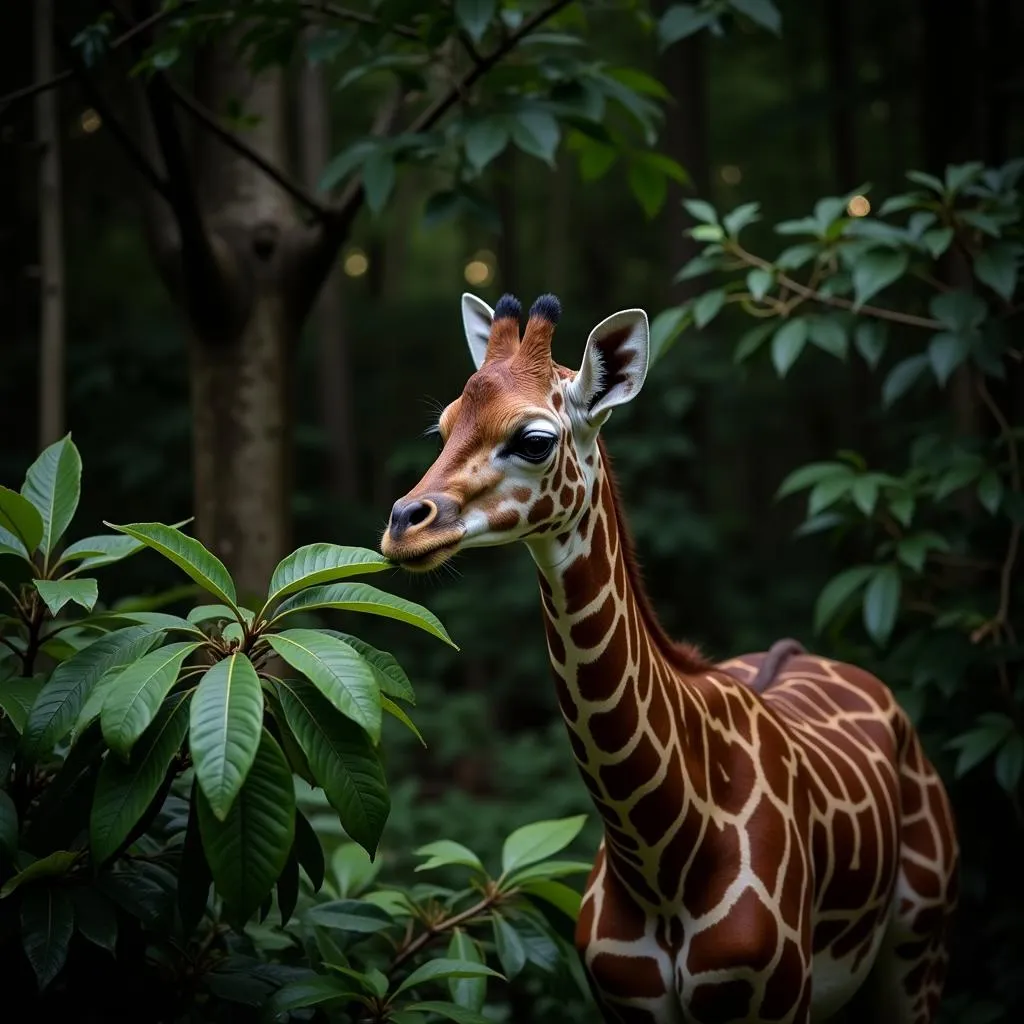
xmin=395 ymin=958 xmax=503 ymax=997
xmin=862 ymin=565 xmax=901 ymax=646
xmin=265 ymin=630 xmax=381 ymax=741
xmin=455 ymin=0 xmax=496 ymax=43
xmin=104 ymin=522 xmax=237 ymax=608
xmin=197 ymin=728 xmax=296 ymax=920
xmin=464 ymin=118 xmax=509 ymax=172
xmin=509 ymin=109 xmax=560 ymax=167
xmin=415 ymin=839 xmax=485 ymax=875
xmin=21 ymin=435 xmax=82 ymax=557
xmin=21 ymin=625 xmax=165 ymax=757
xmin=447 ymin=930 xmax=487 ymax=1011
xmin=501 ymin=816 xmax=588 ymax=875
xmin=852 ymin=249 xmax=908 ymax=307
xmin=881 ymin=354 xmax=929 ymax=408
xmin=0 ymin=485 xmax=43 ymax=555
xmin=277 ymin=678 xmax=389 ymax=855
xmin=90 ymin=692 xmax=190 ymax=865
xmin=0 ymin=525 xmax=28 ymax=559
xmin=58 ymin=534 xmax=145 ymax=571
xmin=190 ymin=653 xmax=264 ymax=821
xmin=770 ymin=318 xmax=808 ymax=377
xmin=70 ymin=887 xmax=118 ymax=953
xmin=324 ymin=631 xmax=416 ymax=703
xmin=0 ymin=676 xmax=43 ymax=734
xmin=101 ymin=641 xmax=202 ymax=757
xmin=658 ymin=4 xmax=716 ymax=48
xmin=273 ymin=582 xmax=457 ymax=648
xmin=266 ymin=544 xmax=392 ymax=609
xmin=20 ymin=885 xmax=75 ymax=990
xmin=270 ymin=975 xmax=354 ymax=1013
xmin=814 ymin=565 xmax=876 ymax=632
xmin=520 ymin=878 xmax=582 ymax=919
xmin=492 ymin=915 xmax=527 ymax=979
xmin=973 ymin=241 xmax=1018 ymax=302
xmin=33 ymin=578 xmax=99 ymax=617
xmin=0 ymin=850 xmax=80 ymax=898
xmin=729 ymin=0 xmax=782 ymax=34
xmin=404 ymin=1002 xmax=492 ymax=1024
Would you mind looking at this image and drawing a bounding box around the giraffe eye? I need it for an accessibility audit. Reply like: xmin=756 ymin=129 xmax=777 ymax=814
xmin=509 ymin=430 xmax=556 ymax=464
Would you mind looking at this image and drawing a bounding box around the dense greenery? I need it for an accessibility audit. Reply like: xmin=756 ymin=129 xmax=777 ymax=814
xmin=0 ymin=440 xmax=590 ymax=1020
xmin=655 ymin=159 xmax=1024 ymax=1020
xmin=3 ymin=0 xmax=1023 ymax=1021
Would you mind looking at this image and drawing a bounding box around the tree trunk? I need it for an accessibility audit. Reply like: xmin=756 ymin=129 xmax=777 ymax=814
xmin=34 ymin=0 xmax=64 ymax=448
xmin=298 ymin=46 xmax=358 ymax=506
xmin=187 ymin=42 xmax=299 ymax=600
xmin=188 ymin=300 xmax=293 ymax=602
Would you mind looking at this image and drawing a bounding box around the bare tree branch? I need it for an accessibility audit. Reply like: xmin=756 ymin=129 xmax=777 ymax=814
xmin=166 ymin=81 xmax=331 ymax=220
xmin=287 ymin=0 xmax=573 ymax=322
xmin=54 ymin=33 xmax=173 ymax=204
xmin=302 ymin=1 xmax=419 ymax=40
xmin=143 ymin=70 xmax=242 ymax=337
xmin=0 ymin=0 xmax=416 ymax=116
xmin=0 ymin=5 xmax=173 ymax=116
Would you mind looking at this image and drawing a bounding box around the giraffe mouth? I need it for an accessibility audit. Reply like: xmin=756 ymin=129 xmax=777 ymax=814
xmin=391 ymin=538 xmax=462 ymax=573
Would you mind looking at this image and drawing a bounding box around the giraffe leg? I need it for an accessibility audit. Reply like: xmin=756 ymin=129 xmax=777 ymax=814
xmin=842 ymin=745 xmax=958 ymax=1024
xmin=576 ymin=848 xmax=683 ymax=1024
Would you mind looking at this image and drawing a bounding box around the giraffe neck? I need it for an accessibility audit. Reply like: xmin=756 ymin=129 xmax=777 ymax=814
xmin=526 ymin=441 xmax=714 ymax=908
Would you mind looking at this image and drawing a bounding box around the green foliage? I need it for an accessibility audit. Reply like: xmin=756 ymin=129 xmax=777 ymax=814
xmin=70 ymin=0 xmax=696 ymax=222
xmin=1 ymin=441 xmax=591 ymax=1019
xmin=658 ymin=158 xmax=1024 ymax=1021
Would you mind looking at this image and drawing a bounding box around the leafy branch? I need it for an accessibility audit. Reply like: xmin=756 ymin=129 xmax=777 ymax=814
xmin=721 ymin=240 xmax=945 ymax=331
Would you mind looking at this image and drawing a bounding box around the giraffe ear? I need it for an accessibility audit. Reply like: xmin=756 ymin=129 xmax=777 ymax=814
xmin=567 ymin=309 xmax=649 ymax=423
xmin=461 ymin=293 xmax=494 ymax=370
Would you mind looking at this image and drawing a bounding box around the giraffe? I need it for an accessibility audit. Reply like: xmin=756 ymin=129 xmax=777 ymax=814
xmin=380 ymin=292 xmax=959 ymax=1024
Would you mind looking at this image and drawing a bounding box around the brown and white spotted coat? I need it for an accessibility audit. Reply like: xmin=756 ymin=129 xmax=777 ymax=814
xmin=381 ymin=293 xmax=959 ymax=1024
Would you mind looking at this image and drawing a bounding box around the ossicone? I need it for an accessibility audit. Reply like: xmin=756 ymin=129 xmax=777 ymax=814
xmin=529 ymin=294 xmax=561 ymax=325
xmin=494 ymin=294 xmax=522 ymax=321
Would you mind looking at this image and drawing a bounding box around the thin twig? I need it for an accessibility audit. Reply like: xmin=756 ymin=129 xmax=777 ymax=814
xmin=306 ymin=1 xmax=419 ymax=40
xmin=389 ymin=892 xmax=499 ymax=974
xmin=455 ymin=28 xmax=485 ymax=67
xmin=0 ymin=0 xmax=416 ymax=116
xmin=726 ymin=241 xmax=945 ymax=331
xmin=0 ymin=5 xmax=170 ymax=113
xmin=165 ymin=81 xmax=330 ymax=220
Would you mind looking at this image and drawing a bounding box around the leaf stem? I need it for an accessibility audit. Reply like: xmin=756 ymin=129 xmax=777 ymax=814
xmin=389 ymin=889 xmax=500 ymax=974
xmin=724 ymin=241 xmax=945 ymax=330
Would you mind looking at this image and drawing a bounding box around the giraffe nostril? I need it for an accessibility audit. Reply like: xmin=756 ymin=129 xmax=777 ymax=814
xmin=390 ymin=499 xmax=436 ymax=539
xmin=406 ymin=502 xmax=432 ymax=527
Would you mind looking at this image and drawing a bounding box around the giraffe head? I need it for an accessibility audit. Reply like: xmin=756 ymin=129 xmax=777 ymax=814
xmin=381 ymin=292 xmax=650 ymax=571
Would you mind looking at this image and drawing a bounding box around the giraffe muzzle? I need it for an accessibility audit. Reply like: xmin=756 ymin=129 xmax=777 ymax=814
xmin=382 ymin=493 xmax=464 ymax=569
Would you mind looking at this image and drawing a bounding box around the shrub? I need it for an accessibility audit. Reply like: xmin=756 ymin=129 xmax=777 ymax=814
xmin=655 ymin=158 xmax=1024 ymax=1020
xmin=0 ymin=436 xmax=586 ymax=1021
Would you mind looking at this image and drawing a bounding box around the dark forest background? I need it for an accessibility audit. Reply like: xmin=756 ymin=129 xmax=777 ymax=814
xmin=1 ymin=1 xmax=1022 ymax=1021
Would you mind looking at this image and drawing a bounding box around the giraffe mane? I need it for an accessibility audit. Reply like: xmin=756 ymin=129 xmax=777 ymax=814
xmin=597 ymin=437 xmax=712 ymax=676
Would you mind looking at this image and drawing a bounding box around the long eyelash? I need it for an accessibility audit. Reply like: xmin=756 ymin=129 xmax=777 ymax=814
xmin=422 ymin=422 xmax=441 ymax=439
